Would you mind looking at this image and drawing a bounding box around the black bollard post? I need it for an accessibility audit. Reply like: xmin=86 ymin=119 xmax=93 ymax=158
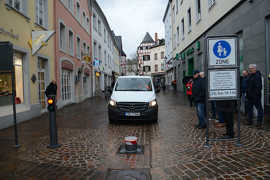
xmin=47 ymin=96 xmax=61 ymax=149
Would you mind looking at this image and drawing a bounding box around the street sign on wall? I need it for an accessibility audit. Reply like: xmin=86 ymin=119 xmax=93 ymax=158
xmin=208 ymin=38 xmax=237 ymax=67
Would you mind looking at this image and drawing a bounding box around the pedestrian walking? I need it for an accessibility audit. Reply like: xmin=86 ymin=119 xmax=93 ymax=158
xmin=216 ymin=100 xmax=236 ymax=139
xmin=45 ymin=80 xmax=57 ymax=98
xmin=246 ymin=64 xmax=264 ymax=128
xmin=240 ymin=70 xmax=249 ymax=115
xmin=185 ymin=79 xmax=193 ymax=107
xmin=192 ymin=70 xmax=206 ymax=129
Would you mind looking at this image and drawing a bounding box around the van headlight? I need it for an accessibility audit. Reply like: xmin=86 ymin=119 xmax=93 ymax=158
xmin=149 ymin=100 xmax=157 ymax=107
xmin=109 ymin=99 xmax=116 ymax=106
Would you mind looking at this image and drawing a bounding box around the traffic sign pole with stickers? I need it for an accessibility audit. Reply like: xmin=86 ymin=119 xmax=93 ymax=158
xmin=204 ymin=35 xmax=241 ymax=147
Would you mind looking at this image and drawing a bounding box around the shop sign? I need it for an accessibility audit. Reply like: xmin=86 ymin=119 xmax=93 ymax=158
xmin=28 ymin=31 xmax=55 ymax=55
xmin=0 ymin=27 xmax=19 ymax=40
xmin=186 ymin=47 xmax=194 ymax=56
xmin=181 ymin=52 xmax=185 ymax=60
xmin=93 ymin=59 xmax=100 ymax=67
xmin=83 ymin=55 xmax=91 ymax=63
xmin=208 ymin=38 xmax=236 ymax=67
xmin=196 ymin=41 xmax=200 ymax=50
xmin=95 ymin=72 xmax=100 ymax=77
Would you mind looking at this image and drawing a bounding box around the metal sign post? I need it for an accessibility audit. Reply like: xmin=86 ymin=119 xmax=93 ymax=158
xmin=204 ymin=35 xmax=241 ymax=147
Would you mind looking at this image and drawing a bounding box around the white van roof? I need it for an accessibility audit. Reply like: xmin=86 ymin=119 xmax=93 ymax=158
xmin=118 ymin=76 xmax=152 ymax=79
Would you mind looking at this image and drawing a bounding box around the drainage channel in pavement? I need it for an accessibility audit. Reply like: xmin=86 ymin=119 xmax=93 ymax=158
xmin=105 ymin=169 xmax=151 ymax=180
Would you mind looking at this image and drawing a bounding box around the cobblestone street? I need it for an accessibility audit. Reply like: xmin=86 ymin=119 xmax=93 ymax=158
xmin=1 ymin=90 xmax=270 ymax=180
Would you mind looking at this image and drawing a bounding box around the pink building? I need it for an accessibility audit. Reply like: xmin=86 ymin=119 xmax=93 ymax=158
xmin=54 ymin=0 xmax=92 ymax=108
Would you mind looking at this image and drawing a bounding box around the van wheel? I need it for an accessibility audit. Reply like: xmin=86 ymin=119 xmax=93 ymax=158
xmin=109 ymin=117 xmax=116 ymax=124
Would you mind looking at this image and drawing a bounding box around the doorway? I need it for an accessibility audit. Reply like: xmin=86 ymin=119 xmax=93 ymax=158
xmin=188 ymin=58 xmax=194 ymax=76
xmin=38 ymin=58 xmax=48 ymax=110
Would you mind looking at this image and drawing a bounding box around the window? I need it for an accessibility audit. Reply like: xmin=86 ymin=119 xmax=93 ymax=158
xmin=143 ymin=66 xmax=151 ymax=72
xmin=76 ymin=36 xmax=80 ymax=58
xmin=83 ymin=42 xmax=86 ymax=55
xmin=161 ymin=63 xmax=164 ymax=71
xmin=176 ymin=0 xmax=178 ymax=14
xmin=86 ymin=18 xmax=89 ymax=31
xmin=76 ymin=2 xmax=80 ymax=20
xmin=104 ymin=51 xmax=107 ymax=66
xmin=98 ymin=20 xmax=101 ymax=35
xmin=196 ymin=0 xmax=201 ymax=21
xmin=8 ymin=0 xmax=21 ymax=11
xmin=68 ymin=30 xmax=74 ymax=55
xmin=161 ymin=52 xmax=164 ymax=59
xmin=35 ymin=0 xmax=48 ymax=27
xmin=187 ymin=8 xmax=191 ymax=32
xmin=94 ymin=42 xmax=97 ymax=59
xmin=177 ymin=26 xmax=180 ymax=43
xmin=104 ymin=29 xmax=107 ymax=43
xmin=98 ymin=46 xmax=101 ymax=62
xmin=61 ymin=70 xmax=72 ymax=101
xmin=143 ymin=55 xmax=150 ymax=61
xmin=67 ymin=0 xmax=73 ymax=11
xmin=93 ymin=13 xmax=97 ymax=31
xmin=181 ymin=18 xmax=185 ymax=39
xmin=82 ymin=12 xmax=86 ymax=26
xmin=154 ymin=53 xmax=158 ymax=60
xmin=87 ymin=46 xmax=90 ymax=56
xmin=60 ymin=23 xmax=66 ymax=50
xmin=208 ymin=0 xmax=215 ymax=9
xmin=155 ymin=65 xmax=158 ymax=72
xmin=172 ymin=6 xmax=175 ymax=23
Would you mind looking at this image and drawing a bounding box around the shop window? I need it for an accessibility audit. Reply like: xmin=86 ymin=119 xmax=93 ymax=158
xmin=0 ymin=52 xmax=24 ymax=107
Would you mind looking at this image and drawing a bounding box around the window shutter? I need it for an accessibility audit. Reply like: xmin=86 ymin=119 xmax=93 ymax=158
xmin=44 ymin=0 xmax=49 ymax=28
xmin=22 ymin=0 xmax=28 ymax=15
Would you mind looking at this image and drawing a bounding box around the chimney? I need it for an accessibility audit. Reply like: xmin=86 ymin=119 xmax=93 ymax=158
xmin=155 ymin=33 xmax=158 ymax=43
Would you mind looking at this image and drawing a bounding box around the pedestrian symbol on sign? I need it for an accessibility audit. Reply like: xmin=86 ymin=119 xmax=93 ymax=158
xmin=213 ymin=40 xmax=231 ymax=58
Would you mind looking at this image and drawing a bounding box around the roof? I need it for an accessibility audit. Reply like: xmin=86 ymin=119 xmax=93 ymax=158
xmin=163 ymin=0 xmax=172 ymax=22
xmin=141 ymin=32 xmax=155 ymax=44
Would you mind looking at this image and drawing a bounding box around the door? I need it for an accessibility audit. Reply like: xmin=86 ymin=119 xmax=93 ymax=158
xmin=38 ymin=59 xmax=47 ymax=109
xmin=188 ymin=58 xmax=194 ymax=76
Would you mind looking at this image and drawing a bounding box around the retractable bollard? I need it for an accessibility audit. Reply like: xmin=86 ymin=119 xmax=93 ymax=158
xmin=125 ymin=136 xmax=138 ymax=152
xmin=47 ymin=96 xmax=61 ymax=149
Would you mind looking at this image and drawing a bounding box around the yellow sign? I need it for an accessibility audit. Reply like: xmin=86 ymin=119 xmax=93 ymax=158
xmin=95 ymin=72 xmax=100 ymax=77
xmin=83 ymin=56 xmax=91 ymax=63
xmin=28 ymin=31 xmax=54 ymax=55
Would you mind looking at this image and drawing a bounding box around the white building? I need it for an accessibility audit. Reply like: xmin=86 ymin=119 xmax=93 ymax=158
xmin=149 ymin=40 xmax=165 ymax=78
xmin=91 ymin=0 xmax=121 ymax=94
xmin=163 ymin=0 xmax=174 ymax=85
xmin=137 ymin=32 xmax=156 ymax=75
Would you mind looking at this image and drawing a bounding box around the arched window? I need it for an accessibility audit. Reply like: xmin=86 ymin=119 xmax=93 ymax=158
xmin=76 ymin=2 xmax=80 ymax=20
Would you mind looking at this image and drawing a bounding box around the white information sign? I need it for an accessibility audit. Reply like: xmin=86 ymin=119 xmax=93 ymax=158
xmin=209 ymin=38 xmax=236 ymax=66
xmin=209 ymin=70 xmax=237 ymax=98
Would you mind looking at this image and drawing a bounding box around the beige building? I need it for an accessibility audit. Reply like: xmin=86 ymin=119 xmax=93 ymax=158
xmin=149 ymin=40 xmax=165 ymax=76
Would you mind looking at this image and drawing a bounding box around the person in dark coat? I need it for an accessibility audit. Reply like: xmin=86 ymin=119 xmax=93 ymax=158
xmin=216 ymin=100 xmax=236 ymax=139
xmin=240 ymin=70 xmax=249 ymax=115
xmin=45 ymin=80 xmax=57 ymax=98
xmin=192 ymin=70 xmax=206 ymax=129
xmin=246 ymin=64 xmax=263 ymax=128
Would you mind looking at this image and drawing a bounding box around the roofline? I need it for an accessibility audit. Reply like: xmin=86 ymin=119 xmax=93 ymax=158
xmin=163 ymin=0 xmax=172 ymax=23
xmin=91 ymin=0 xmax=121 ymax=52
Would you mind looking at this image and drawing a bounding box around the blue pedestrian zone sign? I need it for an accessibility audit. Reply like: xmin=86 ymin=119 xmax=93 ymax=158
xmin=213 ymin=40 xmax=231 ymax=59
xmin=208 ymin=38 xmax=236 ymax=67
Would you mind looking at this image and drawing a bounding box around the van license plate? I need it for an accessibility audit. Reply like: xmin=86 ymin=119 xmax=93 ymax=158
xmin=125 ymin=112 xmax=140 ymax=116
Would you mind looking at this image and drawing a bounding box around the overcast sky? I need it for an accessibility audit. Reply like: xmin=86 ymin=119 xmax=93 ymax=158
xmin=96 ymin=0 xmax=167 ymax=59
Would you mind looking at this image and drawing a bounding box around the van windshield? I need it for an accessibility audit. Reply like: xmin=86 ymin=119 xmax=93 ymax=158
xmin=115 ymin=78 xmax=153 ymax=91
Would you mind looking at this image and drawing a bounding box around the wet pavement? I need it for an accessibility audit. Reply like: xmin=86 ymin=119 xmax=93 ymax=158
xmin=1 ymin=90 xmax=270 ymax=180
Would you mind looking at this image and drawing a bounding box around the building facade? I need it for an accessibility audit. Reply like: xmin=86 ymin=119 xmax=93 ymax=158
xmin=167 ymin=0 xmax=270 ymax=105
xmin=0 ymin=0 xmax=55 ymax=129
xmin=137 ymin=32 xmax=156 ymax=75
xmin=163 ymin=0 xmax=174 ymax=86
xmin=149 ymin=40 xmax=165 ymax=81
xmin=91 ymin=0 xmax=121 ymax=94
xmin=55 ymin=0 xmax=92 ymax=108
